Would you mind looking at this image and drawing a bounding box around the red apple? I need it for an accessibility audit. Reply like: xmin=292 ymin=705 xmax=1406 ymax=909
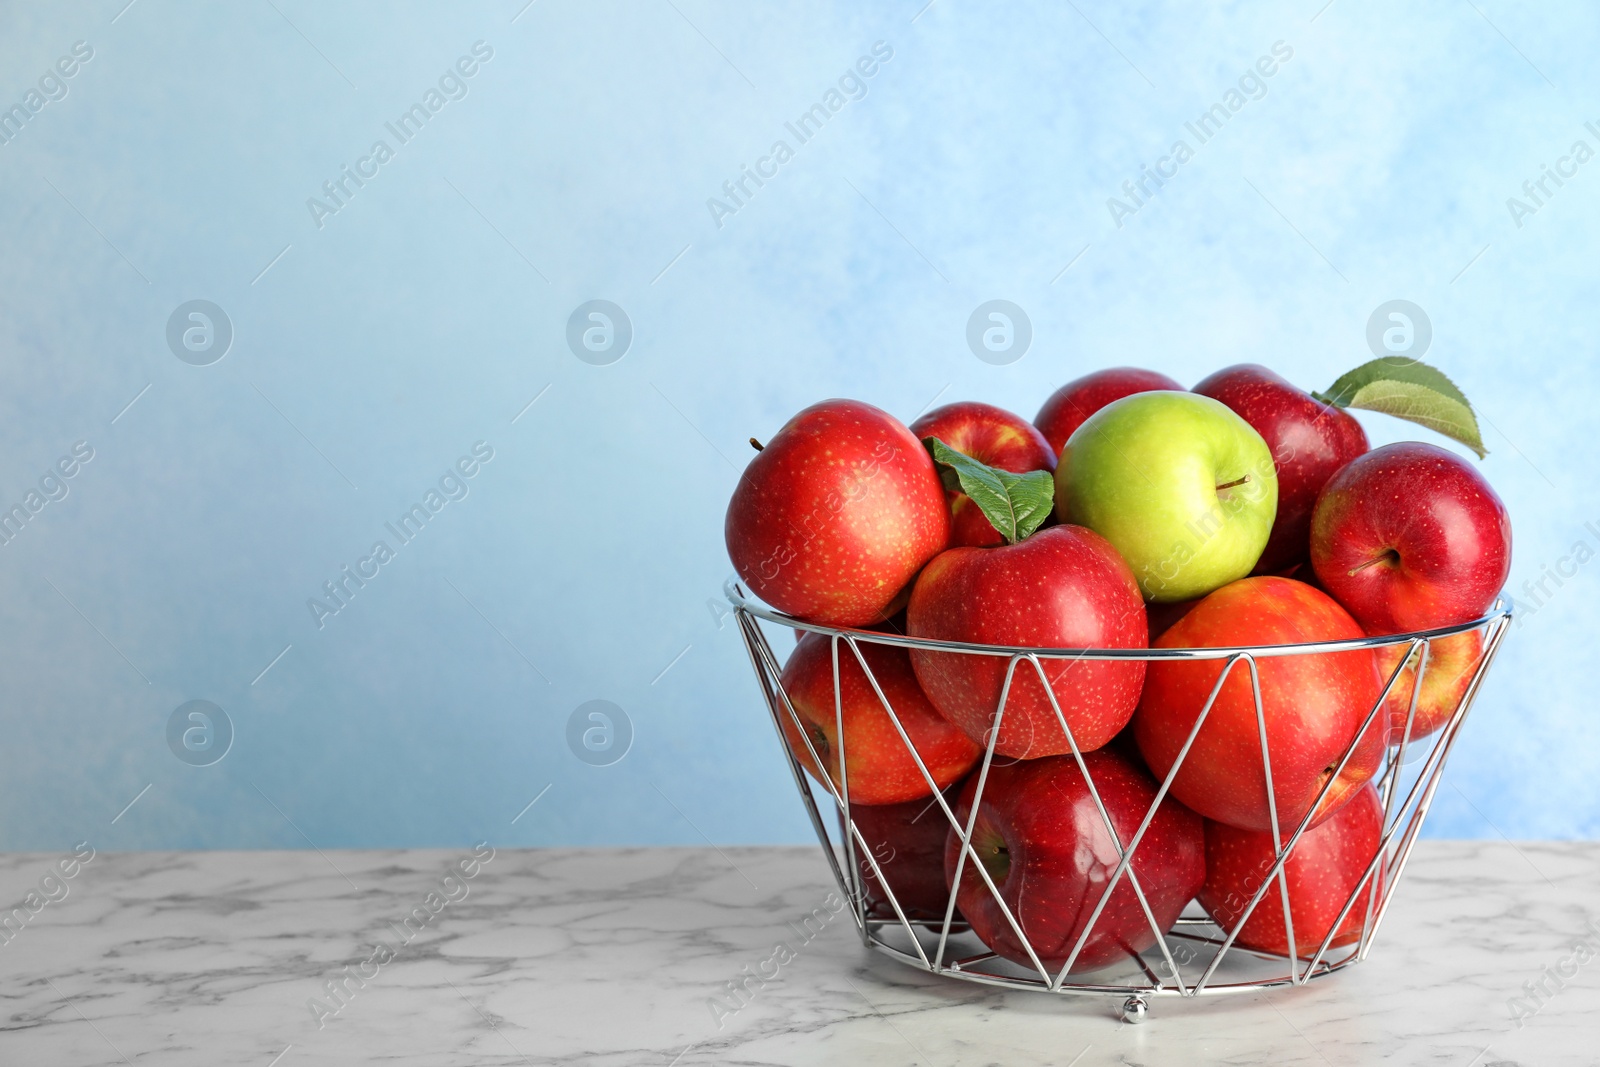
xmin=842 ymin=783 xmax=964 ymax=923
xmin=907 ymin=525 xmax=1147 ymax=760
xmin=1374 ymin=628 xmax=1486 ymax=743
xmin=726 ymin=399 xmax=950 ymax=627
xmin=1146 ymin=597 xmax=1200 ymax=642
xmin=1192 ymin=364 xmax=1369 ymax=575
xmin=945 ymin=749 xmax=1205 ymax=974
xmin=1310 ymin=442 xmax=1512 ymax=634
xmin=909 ymin=402 xmax=1057 ymax=547
xmin=780 ymin=632 xmax=981 ymax=805
xmin=1034 ymin=367 xmax=1184 ymax=457
xmin=1132 ymin=577 xmax=1386 ymax=834
xmin=1199 ymin=783 xmax=1384 ymax=958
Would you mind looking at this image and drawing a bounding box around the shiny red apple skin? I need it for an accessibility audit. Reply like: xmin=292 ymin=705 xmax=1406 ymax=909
xmin=1374 ymin=628 xmax=1486 ymax=743
xmin=944 ymin=750 xmax=1205 ymax=974
xmin=780 ymin=632 xmax=981 ymax=806
xmin=726 ymin=400 xmax=950 ymax=627
xmin=910 ymin=401 xmax=1058 ymax=547
xmin=1132 ymin=577 xmax=1386 ymax=834
xmin=843 ymin=783 xmax=965 ymax=922
xmin=1199 ymin=783 xmax=1384 ymax=957
xmin=1192 ymin=364 xmax=1370 ymax=575
xmin=907 ymin=525 xmax=1148 ymax=760
xmin=1035 ymin=367 xmax=1184 ymax=457
xmin=1310 ymin=442 xmax=1512 ymax=634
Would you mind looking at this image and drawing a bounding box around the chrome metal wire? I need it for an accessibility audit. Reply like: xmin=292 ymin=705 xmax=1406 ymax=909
xmin=728 ymin=579 xmax=1511 ymax=1012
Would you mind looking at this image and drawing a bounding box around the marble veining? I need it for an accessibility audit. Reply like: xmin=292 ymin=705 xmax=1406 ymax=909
xmin=0 ymin=841 xmax=1595 ymax=1065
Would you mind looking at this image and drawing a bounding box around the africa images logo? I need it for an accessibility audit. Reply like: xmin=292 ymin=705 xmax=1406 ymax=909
xmin=0 ymin=440 xmax=94 ymax=549
xmin=166 ymin=300 xmax=233 ymax=365
xmin=0 ymin=40 xmax=93 ymax=150
xmin=705 ymin=42 xmax=894 ymax=230
xmin=306 ymin=442 xmax=494 ymax=629
xmin=1105 ymin=40 xmax=1294 ymax=229
xmin=305 ymin=41 xmax=494 ymax=230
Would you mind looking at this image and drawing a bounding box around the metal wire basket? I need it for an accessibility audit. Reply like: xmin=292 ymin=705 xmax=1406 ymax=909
xmin=727 ymin=578 xmax=1511 ymax=1020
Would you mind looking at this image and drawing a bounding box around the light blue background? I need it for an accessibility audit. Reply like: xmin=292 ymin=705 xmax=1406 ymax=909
xmin=0 ymin=0 xmax=1594 ymax=851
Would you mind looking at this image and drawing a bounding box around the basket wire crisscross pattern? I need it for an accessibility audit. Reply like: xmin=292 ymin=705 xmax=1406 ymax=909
xmin=728 ymin=580 xmax=1511 ymax=1013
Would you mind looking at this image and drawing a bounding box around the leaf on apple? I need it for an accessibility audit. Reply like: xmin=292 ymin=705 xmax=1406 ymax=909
xmin=1313 ymin=357 xmax=1487 ymax=458
xmin=922 ymin=437 xmax=1054 ymax=545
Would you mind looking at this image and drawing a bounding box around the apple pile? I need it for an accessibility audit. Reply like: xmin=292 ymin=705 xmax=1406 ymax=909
xmin=727 ymin=359 xmax=1511 ymax=974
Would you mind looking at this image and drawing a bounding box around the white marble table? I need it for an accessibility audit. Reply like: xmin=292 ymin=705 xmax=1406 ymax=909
xmin=1 ymin=842 xmax=1595 ymax=1065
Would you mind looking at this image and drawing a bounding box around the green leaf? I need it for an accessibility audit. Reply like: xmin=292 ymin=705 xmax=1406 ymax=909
xmin=1313 ymin=356 xmax=1487 ymax=458
xmin=1314 ymin=355 xmax=1471 ymax=409
xmin=923 ymin=437 xmax=1054 ymax=545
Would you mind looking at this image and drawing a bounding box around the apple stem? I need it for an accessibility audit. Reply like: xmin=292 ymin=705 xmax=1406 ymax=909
xmin=749 ymin=437 xmax=764 ymax=452
xmin=1214 ymin=475 xmax=1250 ymax=492
xmin=1348 ymin=548 xmax=1401 ymax=577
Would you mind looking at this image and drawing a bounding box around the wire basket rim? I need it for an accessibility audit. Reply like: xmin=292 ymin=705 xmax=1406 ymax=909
xmin=724 ymin=579 xmax=1509 ymax=659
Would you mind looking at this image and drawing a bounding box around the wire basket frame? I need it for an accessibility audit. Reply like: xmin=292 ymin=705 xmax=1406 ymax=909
xmin=726 ymin=579 xmax=1512 ymax=1017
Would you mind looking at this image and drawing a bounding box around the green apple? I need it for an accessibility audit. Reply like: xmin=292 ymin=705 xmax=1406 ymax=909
xmin=1055 ymin=391 xmax=1277 ymax=602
